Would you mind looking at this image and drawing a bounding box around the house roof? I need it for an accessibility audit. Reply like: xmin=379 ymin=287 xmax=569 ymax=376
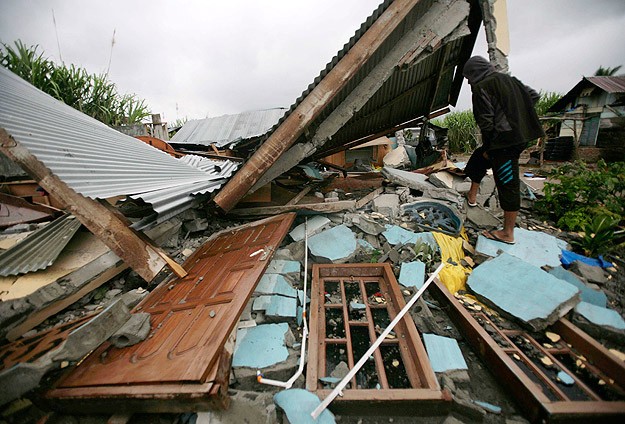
xmin=171 ymin=108 xmax=287 ymax=148
xmin=548 ymin=76 xmax=625 ymax=112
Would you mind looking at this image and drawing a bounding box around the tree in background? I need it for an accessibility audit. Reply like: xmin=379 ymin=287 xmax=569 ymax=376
xmin=594 ymin=65 xmax=622 ymax=76
xmin=0 ymin=40 xmax=150 ymax=126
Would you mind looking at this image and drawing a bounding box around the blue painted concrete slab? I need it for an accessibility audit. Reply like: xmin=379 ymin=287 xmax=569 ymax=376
xmin=290 ymin=216 xmax=331 ymax=242
xmin=357 ymin=238 xmax=375 ymax=251
xmin=549 ymin=267 xmax=607 ymax=307
xmin=399 ymin=261 xmax=426 ymax=289
xmin=255 ymin=274 xmax=297 ymax=297
xmin=382 ymin=225 xmax=437 ymax=249
xmin=232 ymin=323 xmax=290 ymax=368
xmin=467 ymin=253 xmax=580 ymax=330
xmin=297 ymin=289 xmax=310 ymax=305
xmin=476 ymin=228 xmax=568 ymax=268
xmin=266 ymin=296 xmax=297 ymax=318
xmin=266 ymin=259 xmax=301 ymax=274
xmin=252 ymin=295 xmax=297 ymax=318
xmin=575 ymin=302 xmax=625 ymax=330
xmin=557 ymin=371 xmax=575 ymax=386
xmin=423 ymin=333 xmax=468 ymax=373
xmin=308 ymin=224 xmax=357 ymax=261
xmin=273 ymin=389 xmax=336 ymax=424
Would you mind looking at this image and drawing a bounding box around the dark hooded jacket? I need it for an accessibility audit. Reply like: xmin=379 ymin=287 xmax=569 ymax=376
xmin=463 ymin=56 xmax=544 ymax=151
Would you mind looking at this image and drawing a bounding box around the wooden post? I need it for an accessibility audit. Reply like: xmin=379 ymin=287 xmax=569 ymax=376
xmin=0 ymin=129 xmax=186 ymax=282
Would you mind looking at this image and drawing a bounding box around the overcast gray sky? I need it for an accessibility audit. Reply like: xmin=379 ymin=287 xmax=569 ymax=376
xmin=1 ymin=0 xmax=625 ymax=124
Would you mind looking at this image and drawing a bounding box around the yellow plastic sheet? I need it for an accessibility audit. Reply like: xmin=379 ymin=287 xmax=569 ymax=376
xmin=432 ymin=229 xmax=472 ymax=294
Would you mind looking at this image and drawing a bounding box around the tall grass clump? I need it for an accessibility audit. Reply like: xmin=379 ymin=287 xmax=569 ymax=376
xmin=433 ymin=110 xmax=479 ymax=153
xmin=1 ymin=40 xmax=150 ymax=126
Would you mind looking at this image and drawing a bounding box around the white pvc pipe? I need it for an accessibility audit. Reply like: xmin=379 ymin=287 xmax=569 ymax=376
xmin=311 ymin=262 xmax=446 ymax=419
xmin=257 ymin=218 xmax=310 ymax=389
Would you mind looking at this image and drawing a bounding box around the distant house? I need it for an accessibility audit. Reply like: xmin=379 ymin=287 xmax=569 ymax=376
xmin=547 ymin=76 xmax=625 ymax=160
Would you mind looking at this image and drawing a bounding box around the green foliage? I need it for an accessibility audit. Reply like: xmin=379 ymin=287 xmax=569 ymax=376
xmin=535 ymin=160 xmax=625 ymax=253
xmin=594 ymin=65 xmax=622 ymax=76
xmin=534 ymin=91 xmax=562 ymax=117
xmin=1 ymin=40 xmax=150 ymax=125
xmin=433 ymin=110 xmax=479 ymax=153
xmin=571 ymin=214 xmax=620 ymax=256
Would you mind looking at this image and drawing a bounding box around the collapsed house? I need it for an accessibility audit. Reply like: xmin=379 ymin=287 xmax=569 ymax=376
xmin=1 ymin=0 xmax=625 ymax=423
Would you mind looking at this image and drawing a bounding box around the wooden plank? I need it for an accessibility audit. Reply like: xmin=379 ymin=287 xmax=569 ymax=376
xmin=285 ymin=186 xmax=312 ymax=206
xmin=45 ymin=213 xmax=295 ymax=412
xmin=355 ymin=187 xmax=384 ymax=209
xmin=0 ymin=129 xmax=177 ymax=282
xmin=229 ymin=200 xmax=355 ymax=217
xmin=214 ymin=0 xmax=423 ymax=212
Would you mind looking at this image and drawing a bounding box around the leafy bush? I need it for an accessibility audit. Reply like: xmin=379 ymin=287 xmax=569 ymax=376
xmin=433 ymin=110 xmax=479 ymax=153
xmin=536 ymin=160 xmax=625 ymax=238
xmin=571 ymin=214 xmax=621 ymax=256
xmin=1 ymin=40 xmax=150 ymax=126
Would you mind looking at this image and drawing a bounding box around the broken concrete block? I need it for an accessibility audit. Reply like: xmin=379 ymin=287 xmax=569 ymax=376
xmin=466 ymin=205 xmax=501 ymax=228
xmin=548 ymin=267 xmax=607 ymax=307
xmin=289 ymin=216 xmax=330 ymax=242
xmin=265 ymin=259 xmax=301 ymax=275
xmin=382 ymin=225 xmax=437 ymax=249
xmin=357 ymin=238 xmax=376 ymax=252
xmin=382 ymin=167 xmax=464 ymax=206
xmin=423 ymin=333 xmax=468 ymax=373
xmin=182 ymin=218 xmax=208 ymax=233
xmin=254 ymin=274 xmax=298 ymax=298
xmin=308 ymin=224 xmax=357 ymax=263
xmin=382 ymin=145 xmax=410 ymax=168
xmin=568 ymin=260 xmax=608 ymax=285
xmin=273 ymin=389 xmax=336 ymax=424
xmin=476 ymin=228 xmax=569 ymax=268
xmin=373 ymin=193 xmax=400 ymax=218
xmin=428 ymin=171 xmax=455 ymax=189
xmin=109 ymin=312 xmax=151 ymax=348
xmin=0 ymin=298 xmax=131 ymax=405
xmin=399 ymin=261 xmax=426 ymax=289
xmin=473 ymin=400 xmax=502 ymax=414
xmin=351 ymin=215 xmax=386 ymax=235
xmin=232 ymin=323 xmax=291 ymax=369
xmin=252 ymin=295 xmax=297 ymax=320
xmin=573 ymin=301 xmax=625 ymax=343
xmin=467 ymin=253 xmax=580 ymax=331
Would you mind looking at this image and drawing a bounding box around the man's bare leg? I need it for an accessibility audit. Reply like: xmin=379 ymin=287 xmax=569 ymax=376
xmin=467 ymin=182 xmax=480 ymax=205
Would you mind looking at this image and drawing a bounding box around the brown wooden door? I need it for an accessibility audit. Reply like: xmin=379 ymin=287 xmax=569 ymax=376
xmin=54 ymin=213 xmax=295 ymax=389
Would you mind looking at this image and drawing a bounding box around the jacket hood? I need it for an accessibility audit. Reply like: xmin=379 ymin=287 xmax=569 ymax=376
xmin=463 ymin=56 xmax=495 ymax=85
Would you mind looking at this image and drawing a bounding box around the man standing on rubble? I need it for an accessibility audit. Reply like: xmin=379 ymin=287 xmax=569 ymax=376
xmin=463 ymin=56 xmax=544 ymax=245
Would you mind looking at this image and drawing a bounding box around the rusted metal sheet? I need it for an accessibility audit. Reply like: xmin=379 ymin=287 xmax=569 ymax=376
xmin=430 ymin=280 xmax=625 ymax=422
xmin=307 ymin=263 xmax=449 ymax=415
xmin=45 ymin=213 xmax=295 ymax=413
xmin=0 ymin=192 xmax=57 ymax=228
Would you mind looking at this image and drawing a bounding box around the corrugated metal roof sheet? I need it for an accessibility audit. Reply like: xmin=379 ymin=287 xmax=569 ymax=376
xmin=129 ymin=156 xmax=240 ymax=228
xmin=586 ymin=76 xmax=625 ymax=94
xmin=0 ymin=213 xmax=81 ymax=276
xmin=263 ymin=0 xmax=478 ymax=157
xmin=171 ymin=108 xmax=287 ymax=148
xmin=0 ymin=66 xmax=230 ymax=219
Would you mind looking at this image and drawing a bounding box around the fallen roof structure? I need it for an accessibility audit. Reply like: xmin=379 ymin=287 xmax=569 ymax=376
xmin=0 ymin=66 xmax=237 ymax=281
xmin=171 ymin=108 xmax=287 ymax=149
xmin=214 ymin=0 xmax=482 ymax=212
